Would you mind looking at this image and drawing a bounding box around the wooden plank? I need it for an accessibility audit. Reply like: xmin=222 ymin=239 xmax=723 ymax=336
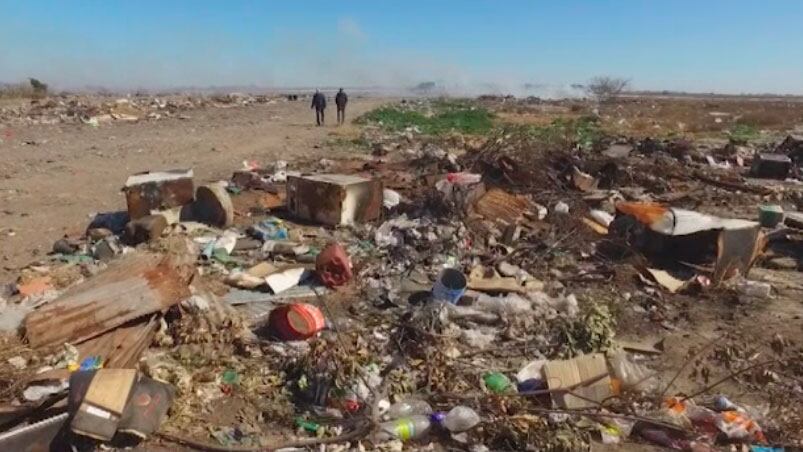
xmin=24 ymin=253 xmax=193 ymax=348
xmin=26 ymin=316 xmax=158 ymax=387
xmin=77 ymin=316 xmax=159 ymax=369
xmin=83 ymin=369 xmax=137 ymax=416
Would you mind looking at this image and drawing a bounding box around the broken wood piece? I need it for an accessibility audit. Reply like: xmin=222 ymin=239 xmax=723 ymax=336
xmin=247 ymin=262 xmax=279 ymax=278
xmin=582 ymin=217 xmax=608 ymax=235
xmin=24 ymin=253 xmax=194 ymax=348
xmin=572 ymin=166 xmax=598 ymax=192
xmin=690 ymin=170 xmax=771 ymax=196
xmin=615 ymin=339 xmax=664 ymax=356
xmin=643 ymin=268 xmax=687 ymax=293
xmin=473 ymin=188 xmax=533 ymax=225
xmin=467 ymin=266 xmax=543 ymax=293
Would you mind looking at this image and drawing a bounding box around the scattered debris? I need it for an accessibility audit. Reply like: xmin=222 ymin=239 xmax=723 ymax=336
xmin=2 ymin=96 xmax=801 ymax=451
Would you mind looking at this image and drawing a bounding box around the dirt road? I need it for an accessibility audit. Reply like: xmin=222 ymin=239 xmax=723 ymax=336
xmin=0 ymin=97 xmax=386 ymax=279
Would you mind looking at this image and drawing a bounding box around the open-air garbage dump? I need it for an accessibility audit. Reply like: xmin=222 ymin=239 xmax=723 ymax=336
xmin=1 ymin=92 xmax=802 ymax=452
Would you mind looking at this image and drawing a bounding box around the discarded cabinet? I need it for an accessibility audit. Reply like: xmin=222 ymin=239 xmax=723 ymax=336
xmin=124 ymin=169 xmax=194 ymax=219
xmin=751 ymin=153 xmax=792 ymax=180
xmin=287 ymin=174 xmax=382 ymax=226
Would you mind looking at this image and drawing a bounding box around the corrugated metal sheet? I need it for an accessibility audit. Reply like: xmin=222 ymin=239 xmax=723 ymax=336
xmin=24 ymin=253 xmax=192 ymax=348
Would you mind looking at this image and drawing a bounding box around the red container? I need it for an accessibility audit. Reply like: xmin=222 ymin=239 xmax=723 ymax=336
xmin=268 ymin=303 xmax=325 ymax=340
xmin=316 ymin=242 xmax=353 ymax=288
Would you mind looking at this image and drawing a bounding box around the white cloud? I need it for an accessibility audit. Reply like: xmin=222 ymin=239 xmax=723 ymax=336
xmin=337 ymin=17 xmax=366 ymax=40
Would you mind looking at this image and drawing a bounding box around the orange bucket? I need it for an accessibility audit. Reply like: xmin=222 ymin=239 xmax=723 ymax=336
xmin=268 ymin=303 xmax=325 ymax=340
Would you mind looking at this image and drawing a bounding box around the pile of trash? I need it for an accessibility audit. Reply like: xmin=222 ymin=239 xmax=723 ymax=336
xmin=0 ymin=92 xmax=278 ymax=126
xmin=0 ymin=118 xmax=801 ymax=451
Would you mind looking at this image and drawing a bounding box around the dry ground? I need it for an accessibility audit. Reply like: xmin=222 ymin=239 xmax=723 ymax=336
xmin=0 ymin=97 xmax=387 ymax=280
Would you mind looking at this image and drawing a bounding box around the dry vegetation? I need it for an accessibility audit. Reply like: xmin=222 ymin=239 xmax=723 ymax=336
xmin=483 ymin=95 xmax=803 ymax=139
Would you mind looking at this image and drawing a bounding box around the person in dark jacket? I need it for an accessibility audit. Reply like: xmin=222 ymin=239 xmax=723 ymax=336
xmin=311 ymin=90 xmax=326 ymax=126
xmin=335 ymin=88 xmax=348 ymax=125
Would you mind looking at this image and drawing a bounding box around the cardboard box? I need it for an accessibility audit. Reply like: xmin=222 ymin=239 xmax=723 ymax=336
xmin=542 ymin=354 xmax=613 ymax=409
xmin=287 ymin=174 xmax=382 ymax=226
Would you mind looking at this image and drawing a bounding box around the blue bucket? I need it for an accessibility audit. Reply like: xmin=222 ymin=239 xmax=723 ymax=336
xmin=432 ymin=268 xmax=467 ymax=304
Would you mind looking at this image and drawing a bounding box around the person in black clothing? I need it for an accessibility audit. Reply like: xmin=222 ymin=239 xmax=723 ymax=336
xmin=335 ymin=88 xmax=348 ymax=125
xmin=311 ymin=90 xmax=326 ymax=126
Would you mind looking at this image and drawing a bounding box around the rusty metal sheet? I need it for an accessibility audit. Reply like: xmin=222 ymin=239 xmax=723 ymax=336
xmin=24 ymin=253 xmax=193 ymax=348
xmin=473 ymin=188 xmax=533 ymax=225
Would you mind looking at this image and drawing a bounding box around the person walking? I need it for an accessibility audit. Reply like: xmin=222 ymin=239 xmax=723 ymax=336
xmin=335 ymin=88 xmax=348 ymax=125
xmin=311 ymin=89 xmax=326 ymax=126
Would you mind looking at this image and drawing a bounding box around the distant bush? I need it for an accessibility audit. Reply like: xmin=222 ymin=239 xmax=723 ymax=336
xmin=0 ymin=78 xmax=49 ymax=99
xmin=586 ymin=76 xmax=630 ymax=102
xmin=29 ymin=78 xmax=48 ymax=97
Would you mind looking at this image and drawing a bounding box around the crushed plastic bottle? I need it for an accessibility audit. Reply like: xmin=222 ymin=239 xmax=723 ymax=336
xmin=442 ymin=406 xmax=480 ymax=432
xmin=385 ymin=399 xmax=432 ymax=420
xmin=716 ymin=410 xmax=767 ymax=444
xmin=374 ymin=415 xmax=431 ymax=442
xmin=608 ymin=350 xmax=659 ymax=392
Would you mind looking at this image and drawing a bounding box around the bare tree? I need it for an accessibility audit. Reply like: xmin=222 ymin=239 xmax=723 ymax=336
xmin=29 ymin=78 xmax=48 ymax=98
xmin=586 ymin=76 xmax=629 ymax=102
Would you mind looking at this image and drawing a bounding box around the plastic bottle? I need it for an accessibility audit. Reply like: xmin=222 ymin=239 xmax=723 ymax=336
xmin=374 ymin=415 xmax=431 ymax=442
xmin=385 ymin=399 xmax=433 ymax=420
xmin=442 ymin=406 xmax=480 ymax=432
xmin=608 ymin=351 xmax=659 ymax=392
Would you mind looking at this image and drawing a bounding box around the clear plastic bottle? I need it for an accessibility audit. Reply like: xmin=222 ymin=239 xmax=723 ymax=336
xmin=385 ymin=399 xmax=433 ymax=420
xmin=374 ymin=415 xmax=431 ymax=442
xmin=442 ymin=406 xmax=481 ymax=432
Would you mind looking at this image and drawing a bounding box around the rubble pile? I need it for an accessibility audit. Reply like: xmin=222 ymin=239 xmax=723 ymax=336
xmin=0 ymin=92 xmax=278 ymax=126
xmin=0 ymin=100 xmax=802 ymax=451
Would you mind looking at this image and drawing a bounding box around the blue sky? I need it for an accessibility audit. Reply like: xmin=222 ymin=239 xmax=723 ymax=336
xmin=1 ymin=1 xmax=802 ymax=94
